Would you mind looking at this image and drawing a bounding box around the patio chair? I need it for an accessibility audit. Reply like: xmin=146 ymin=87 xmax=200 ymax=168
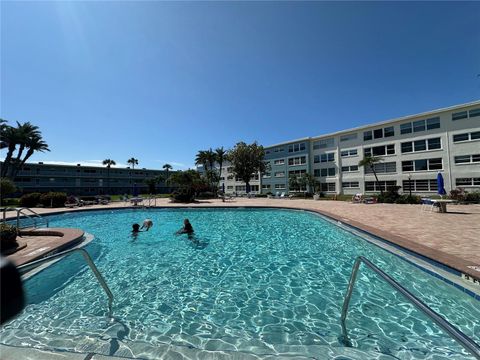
xmin=421 ymin=198 xmax=440 ymax=212
xmin=352 ymin=193 xmax=363 ymax=203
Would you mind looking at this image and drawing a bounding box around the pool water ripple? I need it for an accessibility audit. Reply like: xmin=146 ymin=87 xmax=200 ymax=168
xmin=1 ymin=208 xmax=478 ymax=359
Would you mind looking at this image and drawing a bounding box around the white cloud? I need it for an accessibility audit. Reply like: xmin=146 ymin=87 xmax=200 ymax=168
xmin=154 ymin=160 xmax=194 ymax=170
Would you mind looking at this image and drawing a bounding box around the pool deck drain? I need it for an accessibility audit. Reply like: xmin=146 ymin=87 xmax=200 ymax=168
xmin=4 ymin=199 xmax=479 ymax=281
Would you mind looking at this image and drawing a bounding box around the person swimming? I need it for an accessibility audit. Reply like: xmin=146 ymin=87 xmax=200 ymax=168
xmin=132 ymin=223 xmax=141 ymax=233
xmin=176 ymin=219 xmax=194 ymax=235
xmin=140 ymin=219 xmax=153 ymax=231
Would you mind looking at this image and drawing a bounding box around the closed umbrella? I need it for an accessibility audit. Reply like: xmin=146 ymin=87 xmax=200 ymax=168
xmin=437 ymin=172 xmax=446 ymax=198
xmin=133 ymin=183 xmax=139 ymax=197
xmin=222 ymin=183 xmax=225 ymax=193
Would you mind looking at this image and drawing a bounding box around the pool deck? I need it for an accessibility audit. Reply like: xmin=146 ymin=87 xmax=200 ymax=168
xmin=4 ymin=199 xmax=480 ymax=281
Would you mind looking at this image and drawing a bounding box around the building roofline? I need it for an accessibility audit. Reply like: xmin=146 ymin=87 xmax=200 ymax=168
xmin=265 ymin=100 xmax=480 ymax=148
xmin=1 ymin=161 xmax=164 ymax=172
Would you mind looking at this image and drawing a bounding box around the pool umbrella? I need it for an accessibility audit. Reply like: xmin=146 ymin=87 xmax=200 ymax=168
xmin=222 ymin=183 xmax=225 ymax=193
xmin=246 ymin=183 xmax=250 ymax=194
xmin=437 ymin=172 xmax=446 ymax=197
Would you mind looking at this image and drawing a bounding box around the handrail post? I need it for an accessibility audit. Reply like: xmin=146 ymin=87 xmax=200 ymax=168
xmin=341 ymin=256 xmax=480 ymax=359
xmin=18 ymin=248 xmax=114 ymax=318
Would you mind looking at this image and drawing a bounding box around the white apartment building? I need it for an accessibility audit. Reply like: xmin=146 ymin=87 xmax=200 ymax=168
xmin=224 ymin=101 xmax=480 ymax=196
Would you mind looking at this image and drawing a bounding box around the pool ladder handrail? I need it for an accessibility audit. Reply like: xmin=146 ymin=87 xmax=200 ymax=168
xmin=1 ymin=207 xmax=49 ymax=229
xmin=18 ymin=248 xmax=113 ymax=318
xmin=341 ymin=256 xmax=480 ymax=359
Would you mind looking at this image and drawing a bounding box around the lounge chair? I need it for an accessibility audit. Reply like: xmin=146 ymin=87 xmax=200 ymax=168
xmin=421 ymin=198 xmax=440 ymax=212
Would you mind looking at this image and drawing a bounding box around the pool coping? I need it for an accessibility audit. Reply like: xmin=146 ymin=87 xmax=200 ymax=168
xmin=5 ymin=204 xmax=479 ymax=284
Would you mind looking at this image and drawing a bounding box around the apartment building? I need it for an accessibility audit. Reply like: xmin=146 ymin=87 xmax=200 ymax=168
xmin=218 ymin=161 xmax=261 ymax=195
xmin=259 ymin=101 xmax=480 ymax=196
xmin=7 ymin=162 xmax=172 ymax=195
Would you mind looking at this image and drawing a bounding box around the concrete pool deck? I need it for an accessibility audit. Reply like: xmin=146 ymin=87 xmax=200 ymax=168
xmin=4 ymin=199 xmax=480 ymax=281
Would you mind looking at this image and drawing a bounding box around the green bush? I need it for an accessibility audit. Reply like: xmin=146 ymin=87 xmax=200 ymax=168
xmin=40 ymin=192 xmax=67 ymax=208
xmin=0 ymin=223 xmax=18 ymax=253
xmin=377 ymin=186 xmax=402 ymax=203
xmin=170 ymin=189 xmax=195 ymax=203
xmin=465 ymin=191 xmax=480 ymax=203
xmin=19 ymin=192 xmax=42 ymax=207
xmin=395 ymin=195 xmax=421 ymax=204
xmin=2 ymin=198 xmax=20 ymax=206
xmin=449 ymin=188 xmax=466 ymax=201
xmin=0 ymin=178 xmax=17 ymax=205
xmin=196 ymin=191 xmax=214 ymax=199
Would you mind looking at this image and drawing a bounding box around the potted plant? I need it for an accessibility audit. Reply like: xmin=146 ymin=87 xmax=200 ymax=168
xmin=0 ymin=223 xmax=18 ymax=254
xmin=313 ymin=192 xmax=321 ymax=201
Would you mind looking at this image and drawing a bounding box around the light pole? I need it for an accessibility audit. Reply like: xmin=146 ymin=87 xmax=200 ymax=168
xmin=408 ymin=174 xmax=412 ymax=197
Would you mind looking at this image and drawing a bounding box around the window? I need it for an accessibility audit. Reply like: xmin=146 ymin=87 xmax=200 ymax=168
xmin=364 ymin=162 xmax=396 ymax=174
xmin=402 ymin=158 xmax=443 ymax=172
xmin=288 ymin=156 xmax=306 ymax=166
xmin=314 ymin=169 xmax=320 ymax=177
xmin=400 ymin=123 xmax=412 ymax=134
xmin=340 ymin=133 xmax=357 ymax=142
xmin=456 ymin=178 xmax=480 ymax=186
xmin=263 ymin=172 xmax=271 ymax=178
xmin=227 ymin=185 xmax=233 ymax=190
xmin=373 ymin=128 xmax=383 ymax=139
xmin=320 ymin=153 xmax=335 ymax=163
xmin=469 ymin=108 xmax=480 ymax=118
xmin=274 ymin=147 xmax=284 ymax=152
xmin=413 ymin=120 xmax=425 ymax=132
xmin=288 ymin=143 xmax=306 ymax=153
xmin=340 ymin=149 xmax=358 ymax=157
xmin=365 ymin=181 xmax=397 ymax=192
xmin=235 ymin=186 xmax=246 ymax=192
xmin=403 ymin=179 xmax=438 ymax=192
xmin=274 ymin=172 xmax=285 ymax=177
xmin=262 ymin=184 xmax=270 ymax=190
xmin=384 ymin=126 xmax=395 ymax=137
xmin=288 ymin=169 xmax=306 ymax=177
xmin=313 ymin=138 xmax=334 ymax=149
xmin=454 ymin=154 xmax=480 ymax=164
xmin=402 ymin=138 xmax=441 ymax=153
xmin=342 ymin=182 xmax=359 ymax=188
xmin=452 ymin=111 xmax=468 ymax=121
xmin=320 ymin=168 xmax=336 ymax=177
xmin=321 ymin=183 xmax=336 ymax=192
xmin=453 ymin=131 xmax=480 ymax=142
xmin=274 ymin=184 xmax=286 ymax=190
xmin=314 ymin=155 xmax=320 ymax=163
xmin=273 ymin=159 xmax=285 ymax=165
xmin=341 ymin=165 xmax=358 ymax=172
xmin=364 ymin=131 xmax=373 ymax=141
xmin=426 ymin=117 xmax=440 ymax=130
xmin=364 ymin=144 xmax=395 ymax=157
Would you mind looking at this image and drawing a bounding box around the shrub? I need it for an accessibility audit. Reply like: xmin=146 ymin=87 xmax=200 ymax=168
xmin=0 ymin=223 xmax=18 ymax=253
xmin=40 ymin=192 xmax=67 ymax=208
xmin=170 ymin=189 xmax=195 ymax=203
xmin=79 ymin=196 xmax=97 ymax=202
xmin=395 ymin=195 xmax=421 ymax=204
xmin=196 ymin=191 xmax=214 ymax=199
xmin=377 ymin=186 xmax=402 ymax=203
xmin=465 ymin=191 xmax=480 ymax=203
xmin=19 ymin=192 xmax=42 ymax=207
xmin=2 ymin=198 xmax=20 ymax=206
xmin=0 ymin=178 xmax=17 ymax=205
xmin=449 ymin=188 xmax=466 ymax=201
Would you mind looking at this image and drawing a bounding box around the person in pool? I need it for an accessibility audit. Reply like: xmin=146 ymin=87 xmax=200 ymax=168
xmin=140 ymin=219 xmax=153 ymax=231
xmin=132 ymin=223 xmax=141 ymax=233
xmin=176 ymin=219 xmax=194 ymax=235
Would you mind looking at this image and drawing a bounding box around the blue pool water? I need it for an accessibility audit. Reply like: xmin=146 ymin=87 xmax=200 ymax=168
xmin=1 ymin=208 xmax=479 ymax=359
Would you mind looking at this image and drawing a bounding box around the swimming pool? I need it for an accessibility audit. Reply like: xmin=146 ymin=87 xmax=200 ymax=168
xmin=1 ymin=208 xmax=479 ymax=359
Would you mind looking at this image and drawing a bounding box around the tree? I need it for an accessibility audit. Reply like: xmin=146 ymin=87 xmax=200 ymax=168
xmin=127 ymin=157 xmax=138 ymax=169
xmin=359 ymin=155 xmax=384 ymax=195
xmin=162 ymin=163 xmax=173 ymax=183
xmin=205 ymin=148 xmax=216 ymax=171
xmin=0 ymin=120 xmax=50 ymax=178
xmin=144 ymin=175 xmax=163 ymax=194
xmin=0 ymin=178 xmax=17 ymax=205
xmin=195 ymin=150 xmax=209 ymax=172
xmin=215 ymin=147 xmax=227 ymax=192
xmin=102 ymin=159 xmax=116 ymax=194
xmin=167 ymin=170 xmax=208 ymax=202
xmin=302 ymin=173 xmax=320 ymax=194
xmin=227 ymin=142 xmax=267 ymax=193
xmin=288 ymin=175 xmax=300 ymax=193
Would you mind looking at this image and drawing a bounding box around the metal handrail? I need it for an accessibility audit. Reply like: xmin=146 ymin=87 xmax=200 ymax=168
xmin=18 ymin=248 xmax=113 ymax=318
xmin=16 ymin=207 xmax=49 ymax=229
xmin=341 ymin=256 xmax=480 ymax=359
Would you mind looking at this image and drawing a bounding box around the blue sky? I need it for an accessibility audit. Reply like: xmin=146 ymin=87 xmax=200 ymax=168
xmin=1 ymin=1 xmax=479 ymax=170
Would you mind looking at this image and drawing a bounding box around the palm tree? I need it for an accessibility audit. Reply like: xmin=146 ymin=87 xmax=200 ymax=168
xmin=13 ymin=134 xmax=50 ymax=177
xmin=195 ymin=150 xmax=209 ymax=172
xmin=215 ymin=147 xmax=226 ymax=194
xmin=205 ymin=148 xmax=216 ymax=171
xmin=102 ymin=159 xmax=116 ymax=194
xmin=0 ymin=124 xmax=19 ymax=177
xmin=127 ymin=157 xmax=138 ymax=169
xmin=162 ymin=163 xmax=172 ymax=180
xmin=359 ymin=155 xmax=384 ymax=195
xmin=13 ymin=122 xmax=41 ymax=166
